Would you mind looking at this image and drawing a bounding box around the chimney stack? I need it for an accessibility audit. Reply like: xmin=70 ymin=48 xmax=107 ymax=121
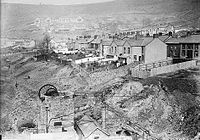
xmin=153 ymin=34 xmax=159 ymax=38
xmin=168 ymin=31 xmax=173 ymax=37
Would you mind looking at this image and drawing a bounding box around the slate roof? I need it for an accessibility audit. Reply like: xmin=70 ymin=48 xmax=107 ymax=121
xmin=77 ymin=38 xmax=94 ymax=44
xmin=166 ymin=35 xmax=200 ymax=44
xmin=113 ymin=39 xmax=126 ymax=46
xmin=127 ymin=39 xmax=143 ymax=47
xmin=127 ymin=36 xmax=169 ymax=47
xmin=77 ymin=115 xmax=110 ymax=138
xmin=158 ymin=35 xmax=171 ymax=42
xmin=102 ymin=39 xmax=113 ymax=46
xmin=91 ymin=38 xmax=101 ymax=44
xmin=141 ymin=37 xmax=154 ymax=46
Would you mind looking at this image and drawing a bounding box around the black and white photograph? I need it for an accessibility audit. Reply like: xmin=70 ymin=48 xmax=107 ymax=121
xmin=1 ymin=0 xmax=200 ymax=139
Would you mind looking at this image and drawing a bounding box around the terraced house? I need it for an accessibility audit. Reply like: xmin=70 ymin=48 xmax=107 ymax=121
xmin=122 ymin=35 xmax=168 ymax=64
xmin=166 ymin=34 xmax=200 ymax=60
xmin=108 ymin=39 xmax=126 ymax=58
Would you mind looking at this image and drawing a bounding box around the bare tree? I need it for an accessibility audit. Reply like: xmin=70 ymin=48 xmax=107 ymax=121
xmin=37 ymin=33 xmax=52 ymax=61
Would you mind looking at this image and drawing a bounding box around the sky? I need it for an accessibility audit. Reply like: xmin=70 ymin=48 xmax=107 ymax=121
xmin=1 ymin=0 xmax=114 ymax=5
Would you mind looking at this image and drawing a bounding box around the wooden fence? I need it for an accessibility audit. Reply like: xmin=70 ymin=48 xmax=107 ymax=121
xmin=135 ymin=59 xmax=173 ymax=71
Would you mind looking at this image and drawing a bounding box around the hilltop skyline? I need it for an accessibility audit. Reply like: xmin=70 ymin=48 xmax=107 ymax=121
xmin=1 ymin=0 xmax=114 ymax=5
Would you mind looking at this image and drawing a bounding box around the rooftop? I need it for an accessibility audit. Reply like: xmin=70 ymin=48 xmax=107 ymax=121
xmin=141 ymin=37 xmax=154 ymax=46
xmin=126 ymin=35 xmax=169 ymax=47
xmin=91 ymin=38 xmax=101 ymax=44
xmin=113 ymin=39 xmax=126 ymax=46
xmin=77 ymin=38 xmax=94 ymax=44
xmin=127 ymin=39 xmax=143 ymax=47
xmin=166 ymin=34 xmax=200 ymax=44
xmin=77 ymin=115 xmax=110 ymax=138
xmin=102 ymin=39 xmax=113 ymax=46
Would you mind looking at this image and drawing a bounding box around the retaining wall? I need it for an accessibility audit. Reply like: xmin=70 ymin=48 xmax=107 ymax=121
xmin=131 ymin=60 xmax=197 ymax=78
xmin=150 ymin=60 xmax=197 ymax=76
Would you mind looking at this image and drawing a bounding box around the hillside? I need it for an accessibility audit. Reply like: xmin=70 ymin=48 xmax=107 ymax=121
xmin=1 ymin=49 xmax=200 ymax=139
xmin=1 ymin=0 xmax=200 ymax=39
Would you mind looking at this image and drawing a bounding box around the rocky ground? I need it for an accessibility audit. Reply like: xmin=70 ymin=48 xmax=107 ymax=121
xmin=1 ymin=53 xmax=200 ymax=139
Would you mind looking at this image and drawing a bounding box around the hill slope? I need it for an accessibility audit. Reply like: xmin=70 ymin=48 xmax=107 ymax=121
xmin=1 ymin=0 xmax=200 ymax=39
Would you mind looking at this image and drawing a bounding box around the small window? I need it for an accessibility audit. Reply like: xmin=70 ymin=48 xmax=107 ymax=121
xmin=94 ymin=136 xmax=99 ymax=139
xmin=195 ymin=44 xmax=198 ymax=50
xmin=182 ymin=44 xmax=185 ymax=49
xmin=54 ymin=122 xmax=62 ymax=126
xmin=134 ymin=55 xmax=137 ymax=60
xmin=182 ymin=50 xmax=186 ymax=56
xmin=187 ymin=44 xmax=193 ymax=50
xmin=95 ymin=44 xmax=98 ymax=49
xmin=142 ymin=47 xmax=144 ymax=54
xmin=124 ymin=47 xmax=126 ymax=54
xmin=139 ymin=56 xmax=141 ymax=61
xmin=128 ymin=47 xmax=131 ymax=54
xmin=194 ymin=51 xmax=199 ymax=57
xmin=115 ymin=47 xmax=117 ymax=53
xmin=142 ymin=55 xmax=144 ymax=61
xmin=91 ymin=44 xmax=94 ymax=48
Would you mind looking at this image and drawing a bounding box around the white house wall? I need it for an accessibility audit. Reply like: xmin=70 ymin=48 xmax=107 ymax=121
xmin=117 ymin=46 xmax=124 ymax=56
xmin=123 ymin=41 xmax=130 ymax=54
xmin=110 ymin=42 xmax=118 ymax=56
xmin=131 ymin=47 xmax=142 ymax=62
xmin=103 ymin=45 xmax=110 ymax=57
xmin=144 ymin=38 xmax=167 ymax=64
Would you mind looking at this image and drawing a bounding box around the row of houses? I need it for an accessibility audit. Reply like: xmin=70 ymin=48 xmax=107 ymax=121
xmin=94 ymin=34 xmax=199 ymax=64
xmin=51 ymin=33 xmax=200 ymax=67
xmin=111 ymin=23 xmax=200 ymax=39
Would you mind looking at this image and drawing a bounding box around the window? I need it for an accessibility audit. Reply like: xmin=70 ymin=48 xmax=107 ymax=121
xmin=54 ymin=122 xmax=62 ymax=126
xmin=195 ymin=44 xmax=199 ymax=50
xmin=91 ymin=44 xmax=94 ymax=48
xmin=142 ymin=55 xmax=144 ymax=61
xmin=115 ymin=47 xmax=117 ymax=53
xmin=194 ymin=51 xmax=199 ymax=57
xmin=182 ymin=50 xmax=186 ymax=56
xmin=124 ymin=47 xmax=126 ymax=54
xmin=142 ymin=47 xmax=144 ymax=54
xmin=182 ymin=44 xmax=185 ymax=49
xmin=134 ymin=55 xmax=137 ymax=60
xmin=128 ymin=47 xmax=131 ymax=54
xmin=139 ymin=56 xmax=141 ymax=61
xmin=95 ymin=44 xmax=98 ymax=49
xmin=187 ymin=44 xmax=193 ymax=50
xmin=182 ymin=45 xmax=186 ymax=57
xmin=111 ymin=47 xmax=113 ymax=53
